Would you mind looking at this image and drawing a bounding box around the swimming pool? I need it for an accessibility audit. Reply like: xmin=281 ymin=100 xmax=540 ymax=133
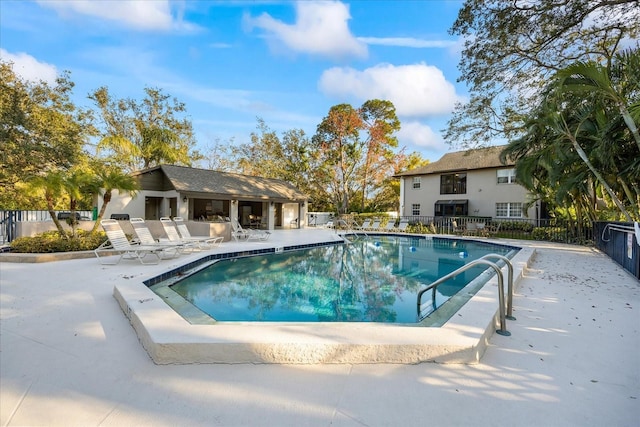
xmin=113 ymin=230 xmax=533 ymax=364
xmin=151 ymin=235 xmax=518 ymax=325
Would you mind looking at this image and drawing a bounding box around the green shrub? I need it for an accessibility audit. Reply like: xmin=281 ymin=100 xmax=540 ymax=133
xmin=10 ymin=230 xmax=108 ymax=253
xmin=532 ymin=227 xmax=567 ymax=242
xmin=531 ymin=227 xmax=548 ymax=240
xmin=407 ymin=222 xmax=436 ymax=234
xmin=499 ymin=221 xmax=534 ymax=232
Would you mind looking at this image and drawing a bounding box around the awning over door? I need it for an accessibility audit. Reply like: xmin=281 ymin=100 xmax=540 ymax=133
xmin=434 ymin=199 xmax=468 ymax=216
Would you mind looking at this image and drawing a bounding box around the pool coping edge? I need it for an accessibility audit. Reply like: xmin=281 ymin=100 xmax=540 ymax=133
xmin=113 ymin=241 xmax=535 ymax=365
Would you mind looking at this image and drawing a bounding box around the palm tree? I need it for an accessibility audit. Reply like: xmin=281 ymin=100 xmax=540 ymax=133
xmin=555 ymin=48 xmax=640 ymax=218
xmin=556 ymin=48 xmax=640 ymax=151
xmin=547 ymin=105 xmax=632 ymax=222
xmin=89 ymin=166 xmax=139 ymax=234
xmin=24 ymin=172 xmax=68 ymax=238
xmin=60 ymin=168 xmax=93 ymax=238
xmin=505 ymin=49 xmax=639 ymax=222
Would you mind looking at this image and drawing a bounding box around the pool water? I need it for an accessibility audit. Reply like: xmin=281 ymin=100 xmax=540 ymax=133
xmin=166 ymin=236 xmax=517 ymax=324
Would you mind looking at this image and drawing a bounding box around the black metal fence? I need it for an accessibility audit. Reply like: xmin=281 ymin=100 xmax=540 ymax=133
xmin=361 ymin=216 xmax=594 ymax=245
xmin=593 ymin=222 xmax=639 ymax=280
xmin=0 ymin=211 xmax=17 ymax=245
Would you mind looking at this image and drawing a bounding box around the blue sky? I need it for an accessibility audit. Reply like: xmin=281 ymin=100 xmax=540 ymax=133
xmin=1 ymin=0 xmax=468 ymax=164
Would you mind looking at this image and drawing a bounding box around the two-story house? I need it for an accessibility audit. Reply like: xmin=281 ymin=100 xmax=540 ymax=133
xmin=395 ymin=146 xmax=539 ymax=220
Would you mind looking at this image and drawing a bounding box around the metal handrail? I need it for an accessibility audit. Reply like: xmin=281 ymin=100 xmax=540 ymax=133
xmin=601 ymin=222 xmax=635 ymax=242
xmin=335 ymin=219 xmax=369 ymax=238
xmin=480 ymin=254 xmax=515 ymax=320
xmin=416 ymin=258 xmax=511 ymax=336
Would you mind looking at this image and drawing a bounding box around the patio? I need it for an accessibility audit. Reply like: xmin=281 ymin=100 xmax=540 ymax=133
xmin=1 ymin=229 xmax=638 ymax=426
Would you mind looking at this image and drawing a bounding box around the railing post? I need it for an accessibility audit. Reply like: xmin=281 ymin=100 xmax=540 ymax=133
xmin=480 ymin=254 xmax=516 ymax=320
xmin=8 ymin=210 xmax=16 ymax=243
xmin=416 ymin=258 xmax=511 ymax=336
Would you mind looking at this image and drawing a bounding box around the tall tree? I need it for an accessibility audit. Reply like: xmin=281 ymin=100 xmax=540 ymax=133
xmin=279 ymin=128 xmax=327 ymax=206
xmin=370 ymin=151 xmax=429 ymax=214
xmin=0 ymin=61 xmax=94 ymax=209
xmin=359 ymin=100 xmax=401 ymax=211
xmin=234 ymin=118 xmax=286 ymax=178
xmin=447 ymin=0 xmax=639 ymax=147
xmin=200 ymin=136 xmax=236 ymax=172
xmin=89 ymin=86 xmax=200 ymax=172
xmin=312 ymin=104 xmax=364 ymax=214
xmin=312 ymin=100 xmax=401 ymax=214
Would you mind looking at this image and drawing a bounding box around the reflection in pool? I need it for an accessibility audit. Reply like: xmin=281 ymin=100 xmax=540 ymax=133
xmin=165 ymin=236 xmax=518 ymax=324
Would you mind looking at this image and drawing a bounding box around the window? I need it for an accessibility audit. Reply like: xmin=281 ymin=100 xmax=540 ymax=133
xmin=497 ymin=168 xmax=517 ymax=184
xmin=435 ymin=200 xmax=468 ymax=216
xmin=496 ymin=202 xmax=523 ymax=218
xmin=412 ymin=177 xmax=421 ymax=189
xmin=411 ymin=204 xmax=421 ymax=216
xmin=440 ymin=173 xmax=466 ymax=194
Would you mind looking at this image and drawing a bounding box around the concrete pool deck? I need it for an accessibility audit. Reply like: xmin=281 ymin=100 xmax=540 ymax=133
xmin=112 ymin=232 xmax=533 ymax=365
xmin=1 ymin=228 xmax=639 ymax=426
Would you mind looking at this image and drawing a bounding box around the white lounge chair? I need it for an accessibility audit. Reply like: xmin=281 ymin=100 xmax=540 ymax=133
xmin=129 ymin=218 xmax=184 ymax=257
xmin=356 ymin=219 xmax=371 ymax=230
xmin=159 ymin=217 xmax=208 ymax=251
xmin=230 ymin=218 xmax=270 ymax=241
xmin=383 ymin=220 xmax=396 ymax=232
xmin=368 ymin=219 xmax=381 ymax=231
xmin=95 ymin=219 xmax=170 ymax=265
xmin=173 ymin=217 xmax=223 ymax=248
xmin=397 ymin=219 xmax=410 ymax=232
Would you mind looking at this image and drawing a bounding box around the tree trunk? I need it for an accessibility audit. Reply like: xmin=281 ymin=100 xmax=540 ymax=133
xmin=91 ymin=191 xmax=111 ymax=234
xmin=46 ymin=197 xmax=67 ymax=239
xmin=618 ymin=102 xmax=640 ymax=151
xmin=567 ymin=132 xmax=632 ymax=221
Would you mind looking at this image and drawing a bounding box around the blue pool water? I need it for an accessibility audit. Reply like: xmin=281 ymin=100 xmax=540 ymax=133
xmin=166 ymin=236 xmax=518 ymax=324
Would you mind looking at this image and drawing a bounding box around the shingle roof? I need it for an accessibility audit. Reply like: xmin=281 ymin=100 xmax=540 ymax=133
xmin=134 ymin=165 xmax=308 ymax=201
xmin=395 ymin=145 xmax=512 ymax=177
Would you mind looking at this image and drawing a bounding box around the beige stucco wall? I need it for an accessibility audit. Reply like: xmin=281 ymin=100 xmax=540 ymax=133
xmin=99 ymin=190 xmax=183 ymax=220
xmin=17 ymin=221 xmax=95 ymax=238
xmin=16 ymin=219 xmax=232 ymax=241
xmin=400 ymin=168 xmax=534 ymax=218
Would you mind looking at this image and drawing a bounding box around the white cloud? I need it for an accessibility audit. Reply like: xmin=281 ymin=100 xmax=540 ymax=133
xmin=209 ymin=42 xmax=233 ymax=49
xmin=245 ymin=0 xmax=367 ymax=59
xmin=36 ymin=0 xmax=197 ymax=31
xmin=397 ymin=121 xmax=447 ymax=151
xmin=358 ymin=37 xmax=457 ymax=49
xmin=318 ymin=63 xmax=463 ymax=117
xmin=0 ymin=49 xmax=58 ymax=84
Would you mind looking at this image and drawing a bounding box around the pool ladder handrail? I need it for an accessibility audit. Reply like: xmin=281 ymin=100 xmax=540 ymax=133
xmin=416 ymin=255 xmax=515 ymax=336
xmin=335 ymin=219 xmax=369 ymax=238
xmin=479 ymin=254 xmax=515 ymax=320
